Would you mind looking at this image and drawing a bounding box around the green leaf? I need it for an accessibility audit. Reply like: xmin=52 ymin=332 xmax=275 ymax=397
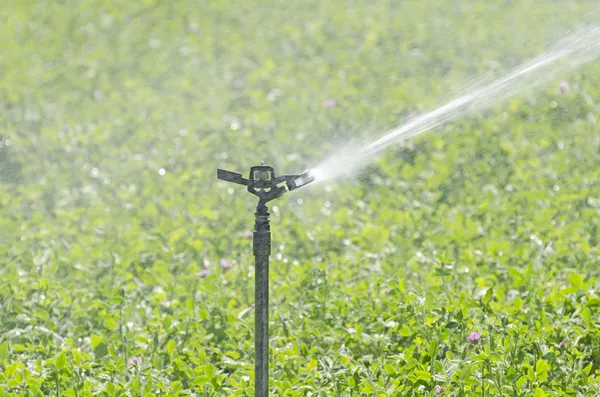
xmin=535 ymin=359 xmax=550 ymax=381
xmin=171 ymin=381 xmax=182 ymax=391
xmin=90 ymin=335 xmax=103 ymax=349
xmin=193 ymin=375 xmax=210 ymax=386
xmin=56 ymin=352 xmax=67 ymax=370
xmin=204 ymin=363 xmax=215 ymax=380
xmin=472 ymin=353 xmax=489 ymax=361
xmin=399 ymin=325 xmax=411 ymax=337
xmin=26 ymin=377 xmax=42 ymax=387
xmin=534 ymin=388 xmax=546 ymax=397
xmin=63 ymin=388 xmax=77 ymax=397
xmin=414 ymin=369 xmax=431 ymax=381
xmin=0 ymin=341 xmax=9 ymax=362
xmin=93 ymin=343 xmax=108 ymax=359
xmin=166 ymin=339 xmax=176 ymax=358
xmin=359 ymin=380 xmax=374 ymax=393
xmin=568 ymin=273 xmax=584 ymax=289
xmin=199 ymin=309 xmax=209 ymax=320
xmin=34 ymin=310 xmax=49 ymax=321
xmin=12 ymin=344 xmax=25 ymax=352
xmin=484 ymin=287 xmax=493 ymax=304
xmin=580 ymin=307 xmax=591 ymax=324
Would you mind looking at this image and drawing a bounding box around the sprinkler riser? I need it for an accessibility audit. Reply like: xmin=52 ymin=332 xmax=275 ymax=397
xmin=253 ymin=207 xmax=270 ymax=397
xmin=253 ymin=206 xmax=271 ymax=257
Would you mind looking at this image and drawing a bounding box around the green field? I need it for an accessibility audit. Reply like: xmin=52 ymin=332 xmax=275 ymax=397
xmin=1 ymin=1 xmax=600 ymax=396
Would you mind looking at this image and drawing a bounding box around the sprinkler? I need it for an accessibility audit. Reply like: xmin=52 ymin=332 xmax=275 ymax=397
xmin=217 ymin=162 xmax=314 ymax=397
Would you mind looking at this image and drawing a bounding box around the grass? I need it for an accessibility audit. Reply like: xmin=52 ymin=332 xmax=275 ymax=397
xmin=1 ymin=0 xmax=600 ymax=396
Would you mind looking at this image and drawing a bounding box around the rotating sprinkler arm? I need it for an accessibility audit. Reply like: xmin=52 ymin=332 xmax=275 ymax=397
xmin=216 ymin=169 xmax=250 ymax=185
xmin=217 ymin=164 xmax=315 ymax=206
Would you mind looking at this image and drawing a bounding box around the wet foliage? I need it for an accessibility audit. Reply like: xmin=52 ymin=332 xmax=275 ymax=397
xmin=0 ymin=0 xmax=599 ymax=396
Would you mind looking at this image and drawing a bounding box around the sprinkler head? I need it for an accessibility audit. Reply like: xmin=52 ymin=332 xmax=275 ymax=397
xmin=217 ymin=163 xmax=315 ymax=397
xmin=217 ymin=163 xmax=314 ymax=205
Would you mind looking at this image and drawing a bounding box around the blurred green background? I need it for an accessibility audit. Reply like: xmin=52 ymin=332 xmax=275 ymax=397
xmin=0 ymin=1 xmax=599 ymax=396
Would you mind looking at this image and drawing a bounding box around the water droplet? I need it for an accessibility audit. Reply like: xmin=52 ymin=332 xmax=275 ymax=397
xmin=550 ymin=101 xmax=558 ymax=108
xmin=158 ymin=168 xmax=166 ymax=176
xmin=228 ymin=188 xmax=234 ymax=194
xmin=40 ymin=295 xmax=46 ymax=301
xmin=220 ymin=152 xmax=228 ymax=159
xmin=296 ymin=198 xmax=304 ymax=205
xmin=324 ymin=201 xmax=331 ymax=208
xmin=230 ymin=121 xmax=240 ymax=130
xmin=553 ymin=185 xmax=559 ymax=191
xmin=5 ymin=139 xmax=12 ymax=146
xmin=179 ymin=129 xmax=188 ymax=136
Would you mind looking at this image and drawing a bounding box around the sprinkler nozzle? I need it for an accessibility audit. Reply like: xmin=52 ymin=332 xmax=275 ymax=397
xmin=287 ymin=170 xmax=315 ymax=191
xmin=217 ymin=164 xmax=314 ymax=205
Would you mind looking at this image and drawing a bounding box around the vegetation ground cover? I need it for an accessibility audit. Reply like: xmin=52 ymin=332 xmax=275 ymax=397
xmin=0 ymin=1 xmax=599 ymax=396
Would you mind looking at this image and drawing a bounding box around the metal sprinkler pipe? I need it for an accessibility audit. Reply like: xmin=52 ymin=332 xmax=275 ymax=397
xmin=217 ymin=162 xmax=314 ymax=397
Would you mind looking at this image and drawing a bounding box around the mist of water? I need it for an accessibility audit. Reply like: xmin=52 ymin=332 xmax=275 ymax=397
xmin=309 ymin=25 xmax=600 ymax=183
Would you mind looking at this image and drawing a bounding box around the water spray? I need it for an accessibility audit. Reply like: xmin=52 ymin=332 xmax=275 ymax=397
xmin=217 ymin=163 xmax=314 ymax=397
xmin=312 ymin=25 xmax=600 ymax=182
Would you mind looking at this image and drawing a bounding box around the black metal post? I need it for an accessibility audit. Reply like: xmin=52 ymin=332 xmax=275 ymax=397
xmin=253 ymin=203 xmax=270 ymax=397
